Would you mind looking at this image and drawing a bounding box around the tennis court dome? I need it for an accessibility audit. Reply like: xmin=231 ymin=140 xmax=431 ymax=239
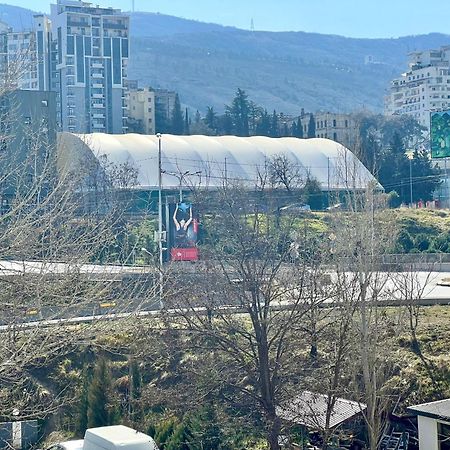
xmin=58 ymin=133 xmax=381 ymax=191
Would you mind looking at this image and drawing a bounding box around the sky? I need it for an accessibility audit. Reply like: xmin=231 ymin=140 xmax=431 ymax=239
xmin=4 ymin=0 xmax=450 ymax=39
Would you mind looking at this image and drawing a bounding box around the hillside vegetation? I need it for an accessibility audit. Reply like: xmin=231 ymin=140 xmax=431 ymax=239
xmin=2 ymin=5 xmax=450 ymax=114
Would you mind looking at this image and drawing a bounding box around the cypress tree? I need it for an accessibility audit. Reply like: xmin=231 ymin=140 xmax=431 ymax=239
xmin=270 ymin=110 xmax=279 ymax=137
xmin=184 ymin=108 xmax=190 ymax=135
xmin=171 ymin=94 xmax=184 ymax=135
xmin=297 ymin=117 xmax=304 ymax=138
xmin=307 ymin=113 xmax=316 ymax=138
xmin=87 ymin=358 xmax=113 ymax=428
xmin=75 ymin=369 xmax=90 ymax=436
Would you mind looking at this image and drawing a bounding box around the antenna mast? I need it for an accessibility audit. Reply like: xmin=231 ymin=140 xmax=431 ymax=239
xmin=132 ymin=0 xmax=135 ymax=12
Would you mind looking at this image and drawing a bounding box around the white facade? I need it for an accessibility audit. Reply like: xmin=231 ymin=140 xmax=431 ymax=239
xmin=385 ymin=46 xmax=450 ymax=132
xmin=0 ymin=15 xmax=52 ymax=91
xmin=51 ymin=0 xmax=129 ymax=134
xmin=127 ymin=88 xmax=155 ymax=134
xmin=58 ymin=133 xmax=381 ymax=191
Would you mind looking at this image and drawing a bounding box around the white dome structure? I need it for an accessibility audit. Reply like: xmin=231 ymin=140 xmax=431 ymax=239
xmin=58 ymin=133 xmax=381 ymax=191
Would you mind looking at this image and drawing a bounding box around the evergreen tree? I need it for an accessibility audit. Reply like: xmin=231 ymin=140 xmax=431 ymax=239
xmin=194 ymin=110 xmax=201 ymax=124
xmin=270 ymin=110 xmax=279 ymax=137
xmin=227 ymin=88 xmax=250 ymax=136
xmin=87 ymin=358 xmax=114 ymax=428
xmin=75 ymin=369 xmax=91 ymax=436
xmin=296 ymin=117 xmax=304 ymax=138
xmin=307 ymin=113 xmax=316 ymax=138
xmin=155 ymin=417 xmax=178 ymax=450
xmin=291 ymin=121 xmax=298 ymax=137
xmin=184 ymin=108 xmax=190 ymax=135
xmin=205 ymin=106 xmax=217 ymax=133
xmin=256 ymin=109 xmax=271 ymax=136
xmin=171 ymin=94 xmax=184 ymax=135
xmin=221 ymin=111 xmax=233 ymax=135
xmin=410 ymin=148 xmax=440 ymax=203
xmin=165 ymin=421 xmax=192 ymax=450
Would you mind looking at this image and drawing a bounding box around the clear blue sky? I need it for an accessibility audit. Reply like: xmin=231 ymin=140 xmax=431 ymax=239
xmin=5 ymin=0 xmax=450 ymax=38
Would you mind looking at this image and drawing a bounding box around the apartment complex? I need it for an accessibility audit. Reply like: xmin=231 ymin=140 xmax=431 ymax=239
xmin=0 ymin=15 xmax=53 ymax=92
xmin=127 ymin=88 xmax=155 ymax=134
xmin=0 ymin=90 xmax=57 ymax=214
xmin=385 ymin=46 xmax=450 ymax=131
xmin=300 ymin=112 xmax=358 ymax=150
xmin=51 ymin=0 xmax=129 ymax=133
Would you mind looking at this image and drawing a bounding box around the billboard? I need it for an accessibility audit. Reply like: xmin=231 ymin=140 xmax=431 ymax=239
xmin=431 ymin=110 xmax=450 ymax=158
xmin=167 ymin=202 xmax=199 ymax=261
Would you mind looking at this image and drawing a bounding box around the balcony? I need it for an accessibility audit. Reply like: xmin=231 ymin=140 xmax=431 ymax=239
xmin=67 ymin=19 xmax=90 ymax=28
xmin=103 ymin=22 xmax=127 ymax=30
xmin=92 ymin=113 xmax=105 ymax=119
xmin=92 ymin=83 xmax=103 ymax=88
xmin=92 ymin=63 xmax=103 ymax=68
xmin=92 ymin=93 xmax=104 ymax=99
xmin=92 ymin=72 xmax=104 ymax=78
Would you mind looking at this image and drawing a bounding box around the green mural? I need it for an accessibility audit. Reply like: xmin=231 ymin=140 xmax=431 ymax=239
xmin=431 ymin=111 xmax=450 ymax=158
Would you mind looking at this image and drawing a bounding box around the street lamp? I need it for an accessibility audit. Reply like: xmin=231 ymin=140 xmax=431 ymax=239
xmin=161 ymin=169 xmax=202 ymax=203
xmin=156 ymin=133 xmax=164 ymax=308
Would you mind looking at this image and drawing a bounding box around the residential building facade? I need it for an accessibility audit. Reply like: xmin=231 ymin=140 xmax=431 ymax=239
xmin=127 ymin=87 xmax=155 ymax=135
xmin=51 ymin=0 xmax=129 ymax=133
xmin=300 ymin=112 xmax=359 ymax=150
xmin=385 ymin=46 xmax=450 ymax=132
xmin=0 ymin=90 xmax=57 ymax=213
xmin=0 ymin=15 xmax=52 ymax=92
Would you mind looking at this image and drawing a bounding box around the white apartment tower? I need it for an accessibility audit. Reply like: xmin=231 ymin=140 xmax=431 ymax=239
xmin=51 ymin=0 xmax=129 ymax=133
xmin=0 ymin=15 xmax=52 ymax=91
xmin=385 ymin=46 xmax=450 ymax=132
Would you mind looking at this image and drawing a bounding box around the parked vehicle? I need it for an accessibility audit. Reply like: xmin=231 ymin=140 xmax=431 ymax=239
xmin=48 ymin=426 xmax=158 ymax=450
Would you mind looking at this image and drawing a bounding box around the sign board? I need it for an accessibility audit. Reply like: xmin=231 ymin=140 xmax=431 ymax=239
xmin=431 ymin=110 xmax=450 ymax=158
xmin=167 ymin=202 xmax=199 ymax=262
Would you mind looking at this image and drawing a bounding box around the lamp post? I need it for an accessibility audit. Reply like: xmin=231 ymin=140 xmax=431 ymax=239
xmin=156 ymin=133 xmax=163 ymax=308
xmin=161 ymin=170 xmax=202 ymax=203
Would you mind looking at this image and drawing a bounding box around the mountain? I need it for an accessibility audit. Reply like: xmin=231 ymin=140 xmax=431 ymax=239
xmin=1 ymin=5 xmax=450 ymax=116
xmin=0 ymin=3 xmax=38 ymax=30
xmin=128 ymin=13 xmax=450 ymax=114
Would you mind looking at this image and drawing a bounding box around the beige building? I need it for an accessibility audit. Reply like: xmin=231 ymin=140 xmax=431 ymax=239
xmin=127 ymin=87 xmax=155 ymax=135
xmin=385 ymin=46 xmax=450 ymax=132
xmin=300 ymin=112 xmax=358 ymax=151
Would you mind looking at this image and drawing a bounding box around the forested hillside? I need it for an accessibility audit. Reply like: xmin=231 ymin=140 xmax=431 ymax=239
xmin=2 ymin=4 xmax=450 ymax=114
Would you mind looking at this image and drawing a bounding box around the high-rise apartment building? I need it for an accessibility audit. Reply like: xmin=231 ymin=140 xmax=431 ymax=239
xmin=51 ymin=0 xmax=129 ymax=133
xmin=385 ymin=46 xmax=450 ymax=132
xmin=0 ymin=15 xmax=52 ymax=92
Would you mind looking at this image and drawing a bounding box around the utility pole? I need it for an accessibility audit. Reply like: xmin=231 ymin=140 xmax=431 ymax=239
xmin=156 ymin=133 xmax=164 ymax=308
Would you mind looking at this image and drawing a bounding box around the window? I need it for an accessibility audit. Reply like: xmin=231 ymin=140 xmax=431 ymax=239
xmin=24 ymin=116 xmax=31 ymax=125
xmin=333 ymin=119 xmax=336 ymax=127
xmin=345 ymin=120 xmax=348 ymax=127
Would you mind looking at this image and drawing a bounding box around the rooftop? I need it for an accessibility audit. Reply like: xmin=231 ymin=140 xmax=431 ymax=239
xmin=407 ymin=398 xmax=450 ymax=421
xmin=277 ymin=391 xmax=367 ymax=429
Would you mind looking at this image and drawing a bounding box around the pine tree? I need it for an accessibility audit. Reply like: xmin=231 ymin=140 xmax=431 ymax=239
xmin=87 ymin=358 xmax=113 ymax=428
xmin=171 ymin=94 xmax=184 ymax=135
xmin=227 ymin=88 xmax=250 ymax=136
xmin=184 ymin=108 xmax=190 ymax=135
xmin=307 ymin=113 xmax=316 ymax=138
